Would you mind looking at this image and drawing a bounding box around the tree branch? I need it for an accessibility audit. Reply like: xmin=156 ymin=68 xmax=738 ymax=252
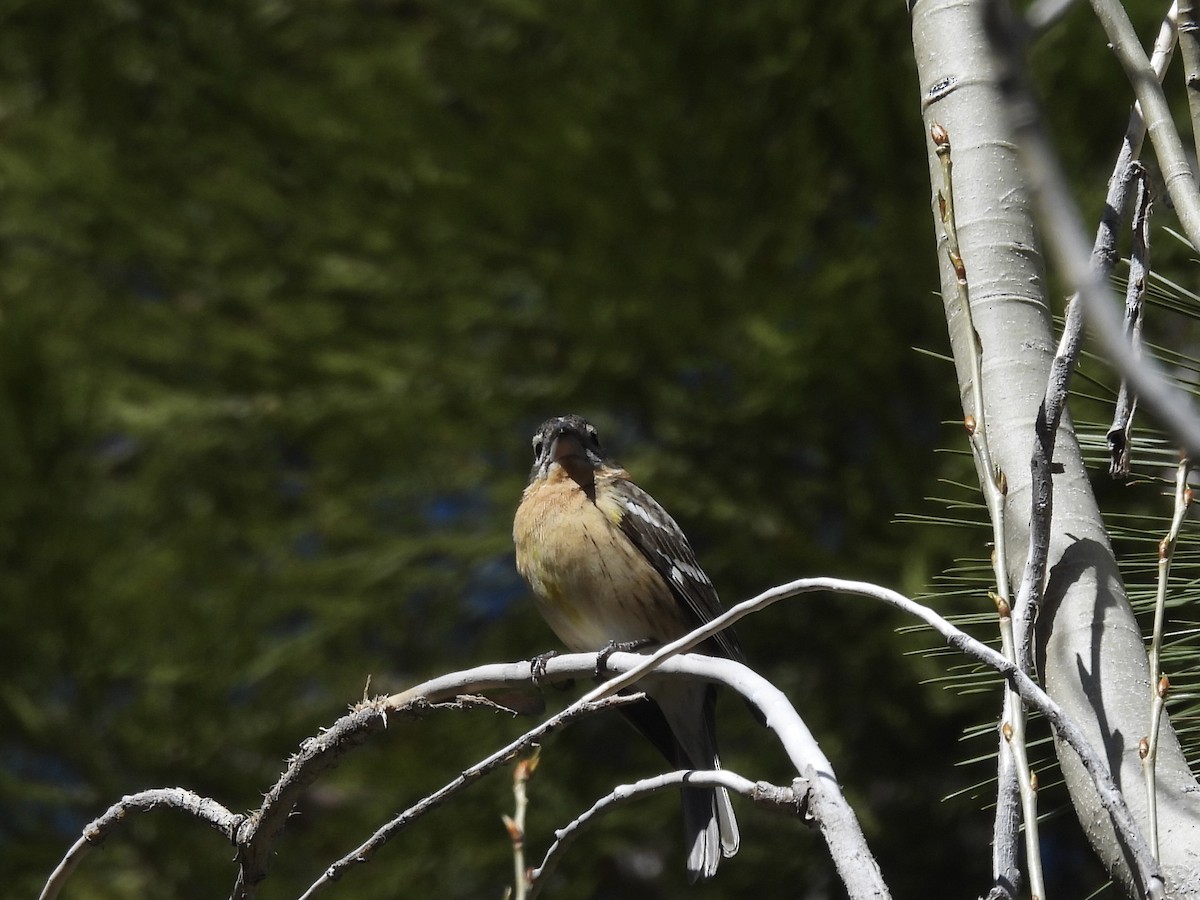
xmin=1091 ymin=0 xmax=1200 ymax=246
xmin=40 ymin=788 xmax=244 ymax=900
xmin=296 ymin=691 xmax=647 ymax=900
xmin=40 ymin=576 xmax=1166 ymax=900
xmin=393 ymin=575 xmax=1165 ymax=898
xmin=527 ymin=769 xmax=798 ymax=898
xmin=931 ymin=118 xmax=1045 ymax=899
xmin=1179 ymin=0 xmax=1200 ymax=164
xmin=1107 ymin=167 xmax=1154 ymax=478
xmin=230 ymin=693 xmax=519 ymax=899
xmin=922 ymin=2 xmax=1200 ymax=895
xmin=307 ymin=640 xmax=890 ymax=900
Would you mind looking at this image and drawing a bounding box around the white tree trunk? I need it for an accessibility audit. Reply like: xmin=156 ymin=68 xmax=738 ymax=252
xmin=910 ymin=1 xmax=1200 ymax=896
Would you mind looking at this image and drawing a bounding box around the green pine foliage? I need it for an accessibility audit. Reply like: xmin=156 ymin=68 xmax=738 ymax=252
xmin=1 ymin=2 xmax=1190 ymax=898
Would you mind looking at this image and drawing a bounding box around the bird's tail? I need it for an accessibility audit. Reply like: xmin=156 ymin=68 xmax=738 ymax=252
xmin=625 ymin=679 xmax=740 ymax=882
xmin=672 ymin=685 xmax=739 ymax=883
xmin=681 ymin=761 xmax=740 ymax=883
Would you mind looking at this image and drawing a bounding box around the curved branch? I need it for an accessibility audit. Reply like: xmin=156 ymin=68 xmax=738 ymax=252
xmin=39 ymin=577 xmax=1165 ymax=900
xmin=1090 ymin=0 xmax=1200 ymax=250
xmin=400 ymin=575 xmax=1161 ymax=899
xmin=231 ymin=693 xmax=516 ymax=898
xmin=1057 ymin=0 xmax=1200 ymax=457
xmin=527 ymin=769 xmax=797 ymax=898
xmin=607 ymin=574 xmax=1168 ymax=900
xmin=307 ymin=645 xmax=887 ymax=900
xmin=295 ymin=692 xmax=648 ymax=900
xmin=40 ymin=788 xmax=243 ymax=900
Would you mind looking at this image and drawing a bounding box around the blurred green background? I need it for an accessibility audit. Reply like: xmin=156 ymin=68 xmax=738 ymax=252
xmin=0 ymin=1 xmax=1187 ymax=897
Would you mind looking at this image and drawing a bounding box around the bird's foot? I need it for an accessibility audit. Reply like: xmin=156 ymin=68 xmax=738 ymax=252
xmin=595 ymin=638 xmax=656 ymax=679
xmin=530 ymin=650 xmax=566 ymax=688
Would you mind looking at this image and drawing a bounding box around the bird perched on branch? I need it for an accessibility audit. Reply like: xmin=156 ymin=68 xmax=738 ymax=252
xmin=512 ymin=414 xmax=746 ymax=882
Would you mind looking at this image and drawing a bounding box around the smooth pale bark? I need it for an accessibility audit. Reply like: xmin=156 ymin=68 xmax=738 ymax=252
xmin=910 ymin=1 xmax=1200 ymax=896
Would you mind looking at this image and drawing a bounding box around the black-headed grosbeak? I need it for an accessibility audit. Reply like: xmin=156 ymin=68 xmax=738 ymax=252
xmin=513 ymin=414 xmax=745 ymax=882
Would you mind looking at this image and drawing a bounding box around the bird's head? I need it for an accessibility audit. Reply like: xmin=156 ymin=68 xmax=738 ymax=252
xmin=528 ymin=414 xmax=610 ymax=490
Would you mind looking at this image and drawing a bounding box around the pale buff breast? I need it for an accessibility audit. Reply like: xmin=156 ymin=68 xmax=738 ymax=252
xmin=514 ymin=469 xmax=691 ymax=652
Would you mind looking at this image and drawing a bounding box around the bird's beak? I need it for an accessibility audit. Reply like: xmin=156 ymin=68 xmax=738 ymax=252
xmin=547 ymin=431 xmax=595 ymax=492
xmin=548 ymin=431 xmax=586 ymax=465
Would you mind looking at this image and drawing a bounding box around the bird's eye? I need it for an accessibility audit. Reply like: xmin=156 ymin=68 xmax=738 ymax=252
xmin=585 ymin=428 xmax=601 ymax=449
xmin=532 ymin=438 xmax=544 ymax=459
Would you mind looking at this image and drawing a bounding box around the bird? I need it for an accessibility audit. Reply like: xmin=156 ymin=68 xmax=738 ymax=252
xmin=512 ymin=413 xmax=746 ymax=882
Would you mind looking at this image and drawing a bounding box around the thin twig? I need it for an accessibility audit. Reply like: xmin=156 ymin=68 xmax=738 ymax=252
xmin=1108 ymin=168 xmax=1154 ymax=479
xmin=1176 ymin=0 xmax=1200 ymax=164
xmin=932 ymin=121 xmax=1043 ymax=900
xmin=1141 ymin=673 xmax=1171 ymax=862
xmin=231 ymin=693 xmax=518 ymax=899
xmin=987 ymin=0 xmax=1200 ymax=459
xmin=1143 ymin=458 xmax=1191 ymax=858
xmin=503 ymin=749 xmax=540 ymax=900
xmin=1090 ymin=0 xmax=1200 ymax=251
xmin=296 ymin=693 xmax=645 ymax=900
xmin=995 ymin=591 xmax=1043 ymax=900
xmin=40 ymin=789 xmax=244 ymax=900
xmin=1023 ymin=0 xmax=1174 ymax=654
xmin=526 ymin=770 xmax=796 ymax=899
xmin=931 ymin=125 xmax=1013 ymax=621
xmin=1149 ymin=459 xmax=1190 ymax=700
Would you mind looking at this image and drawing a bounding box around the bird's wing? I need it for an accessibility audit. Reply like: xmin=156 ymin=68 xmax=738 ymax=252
xmin=604 ymin=475 xmax=746 ymax=663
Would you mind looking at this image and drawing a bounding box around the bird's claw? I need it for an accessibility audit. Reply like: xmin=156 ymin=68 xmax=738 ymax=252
xmin=595 ymin=638 xmax=655 ymax=679
xmin=530 ymin=650 xmax=561 ymax=688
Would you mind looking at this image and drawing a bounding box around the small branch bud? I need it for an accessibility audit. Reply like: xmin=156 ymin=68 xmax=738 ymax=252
xmin=1158 ymin=536 xmax=1170 ymax=560
xmin=1158 ymin=675 xmax=1170 ymax=698
xmin=997 ymin=469 xmax=1008 ymax=496
xmin=931 ymin=122 xmax=950 ymax=149
xmin=515 ymin=751 xmax=541 ymax=782
xmin=1029 ymin=771 xmax=1039 ymax=792
xmin=1002 ymin=722 xmax=1013 ymax=742
xmin=1139 ymin=737 xmax=1150 ymax=760
xmin=964 ymin=414 xmax=976 ymax=436
xmin=502 ymin=814 xmax=522 ymax=843
xmin=949 ymin=248 xmax=966 ymax=281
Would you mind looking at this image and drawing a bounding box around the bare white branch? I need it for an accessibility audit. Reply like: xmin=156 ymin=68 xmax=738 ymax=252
xmin=406 ymin=575 xmax=1164 ymax=900
xmin=382 ymin=650 xmax=889 ymax=899
xmin=39 ymin=788 xmax=243 ymax=900
xmin=1144 ymin=458 xmax=1191 ymax=858
xmin=982 ymin=0 xmax=1200 ymax=459
xmin=296 ymin=691 xmax=646 ymax=900
xmin=1179 ymin=0 xmax=1200 ymax=164
xmin=655 ymin=574 xmax=1169 ymax=899
xmin=1090 ymin=0 xmax=1200 ymax=248
xmin=38 ymin=577 xmax=1164 ymax=900
xmin=527 ymin=769 xmax=797 ymax=898
xmin=932 ymin=120 xmax=1044 ymax=899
